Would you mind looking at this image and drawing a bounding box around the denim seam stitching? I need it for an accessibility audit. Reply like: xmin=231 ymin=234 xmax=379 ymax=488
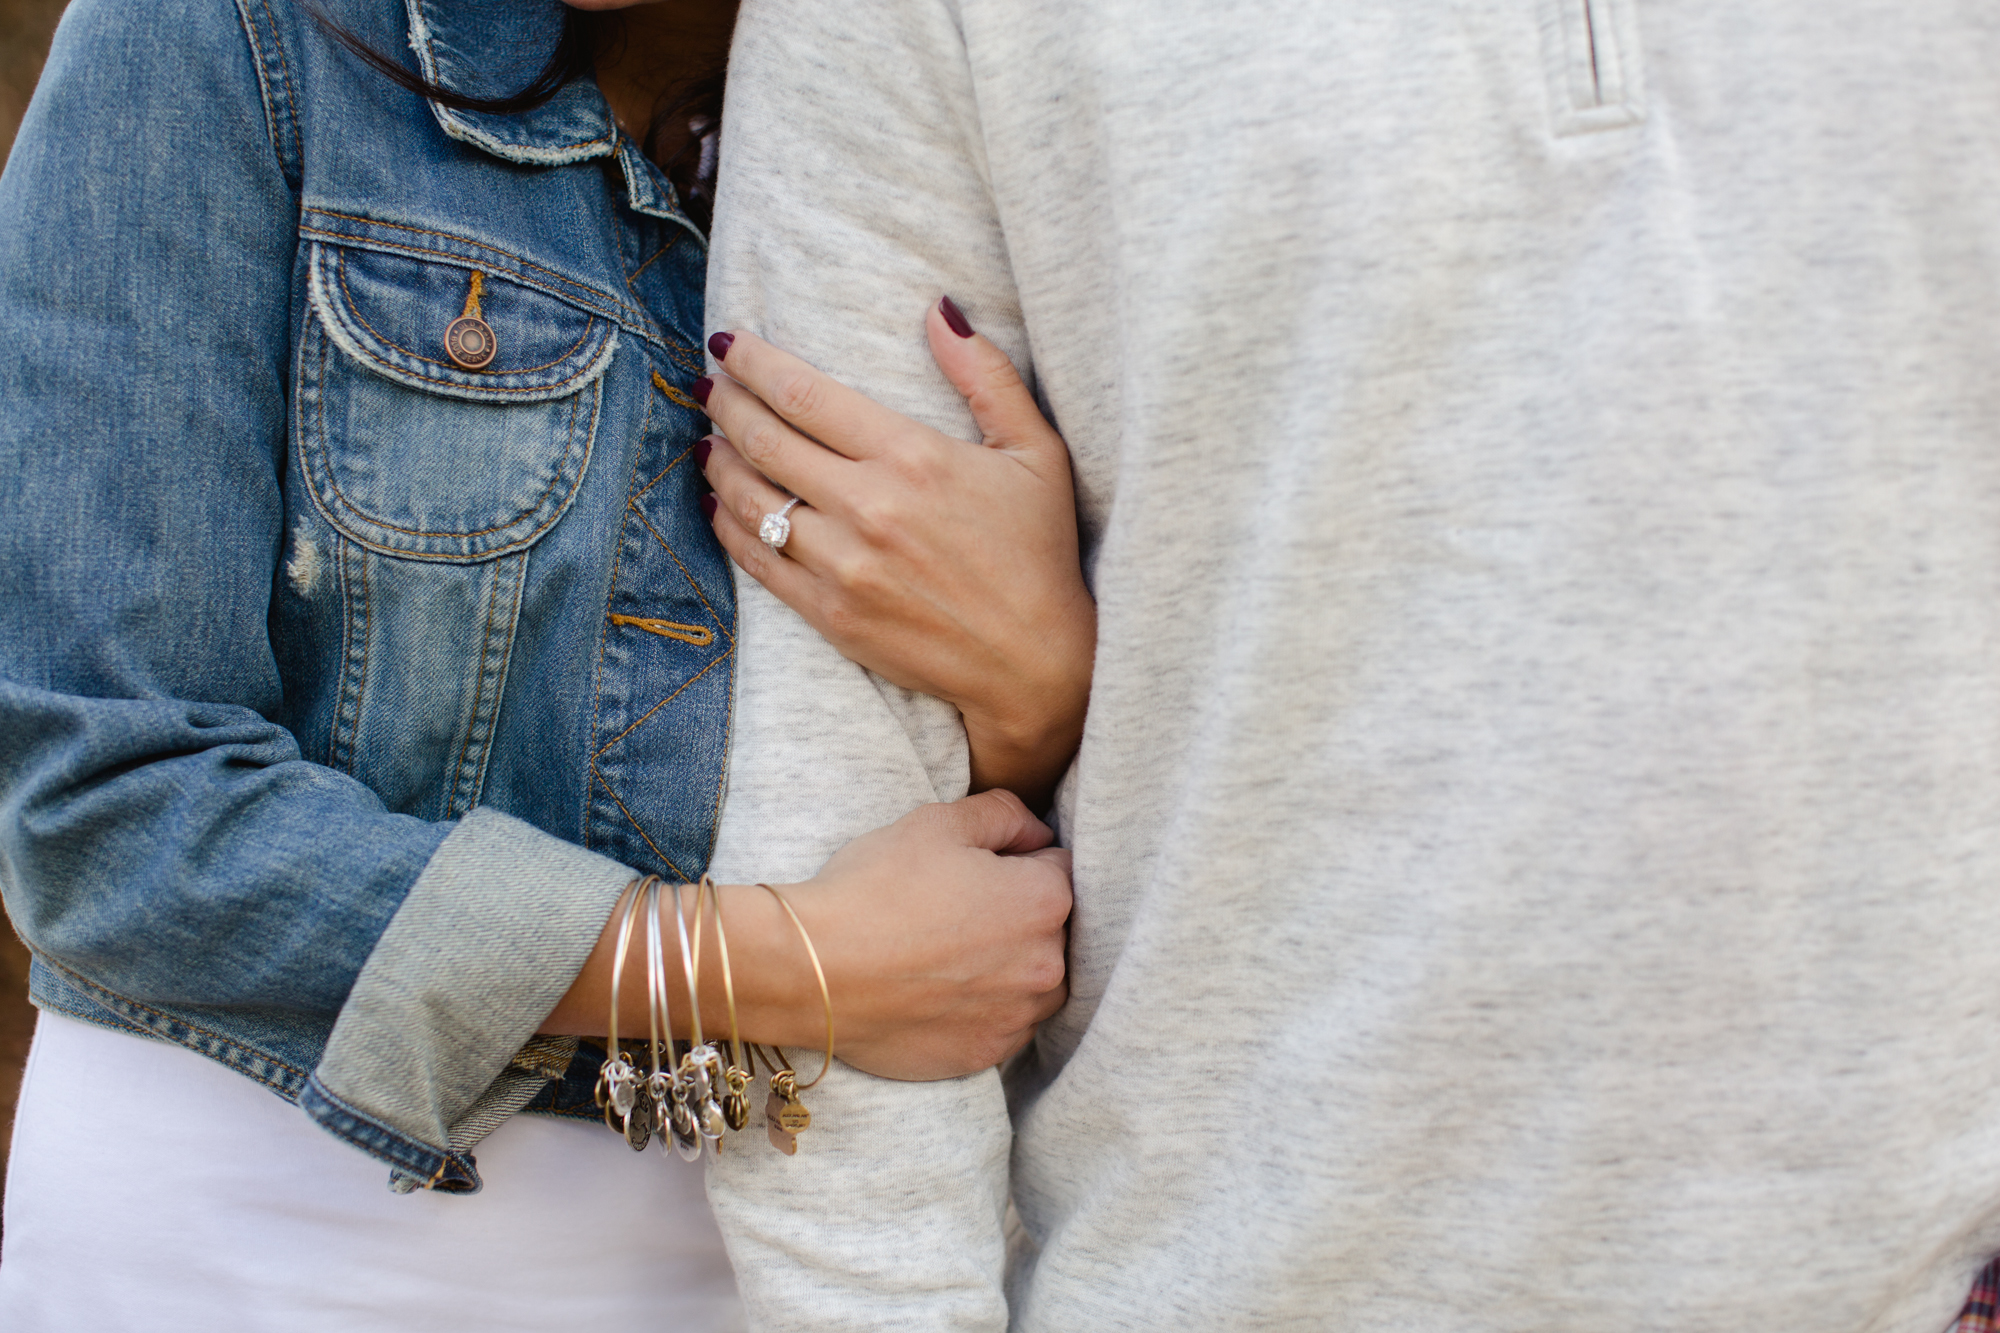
xmin=231 ymin=0 xmax=300 ymax=183
xmin=591 ymin=647 xmax=730 ymax=758
xmin=584 ymin=385 xmax=658 ymax=850
xmin=334 ymin=248 xmax=598 ymax=375
xmin=298 ymin=1077 xmax=462 ymax=1184
xmin=445 ymin=551 xmax=525 ymax=817
xmin=445 ymin=557 xmax=507 ymax=818
xmin=329 ymin=534 xmax=371 ymax=772
xmin=629 ymin=498 xmax=736 ymax=647
xmin=629 ymin=440 xmax=691 ymax=503
xmin=255 ymin=0 xmax=304 ymax=176
xmin=320 ymin=280 xmax=608 ymax=395
xmin=624 ymin=235 xmax=680 ymax=289
xmin=302 ymin=228 xmax=645 ymax=341
xmin=302 ymin=210 xmax=644 ymax=323
xmin=303 ymin=320 xmax=596 ymax=546
xmin=34 ymin=955 xmax=310 ymax=1097
xmin=327 ymin=524 xmax=348 ymax=768
xmin=589 ymin=764 xmax=691 ymax=882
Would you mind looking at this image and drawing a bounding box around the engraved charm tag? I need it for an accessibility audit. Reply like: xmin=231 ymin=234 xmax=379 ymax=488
xmin=765 ymin=1087 xmax=798 ymax=1155
xmin=623 ymin=1086 xmax=653 ymax=1152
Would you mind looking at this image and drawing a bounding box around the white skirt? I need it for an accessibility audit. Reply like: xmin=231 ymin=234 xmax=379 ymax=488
xmin=0 ymin=1013 xmax=743 ymax=1332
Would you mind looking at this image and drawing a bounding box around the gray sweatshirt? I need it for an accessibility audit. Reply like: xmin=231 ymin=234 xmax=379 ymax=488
xmin=703 ymin=2 xmax=2000 ymax=1329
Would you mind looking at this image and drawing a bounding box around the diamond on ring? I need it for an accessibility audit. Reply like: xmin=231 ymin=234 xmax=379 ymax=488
xmin=760 ymin=497 xmax=803 ymax=551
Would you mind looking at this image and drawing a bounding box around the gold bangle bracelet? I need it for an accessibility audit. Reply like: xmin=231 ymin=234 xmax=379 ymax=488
xmin=705 ymin=875 xmax=754 ymax=1133
xmin=671 ymin=877 xmax=705 ymax=1051
xmin=605 ymin=876 xmax=647 ymax=1058
xmin=755 ymin=882 xmax=833 ymax=1091
xmin=705 ymin=875 xmax=745 ymax=1075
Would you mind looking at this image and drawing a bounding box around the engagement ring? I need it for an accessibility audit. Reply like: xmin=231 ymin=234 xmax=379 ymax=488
xmin=760 ymin=497 xmax=803 ymax=552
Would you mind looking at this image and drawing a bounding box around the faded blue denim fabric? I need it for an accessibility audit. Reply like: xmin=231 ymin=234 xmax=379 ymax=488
xmin=0 ymin=0 xmax=735 ymax=1191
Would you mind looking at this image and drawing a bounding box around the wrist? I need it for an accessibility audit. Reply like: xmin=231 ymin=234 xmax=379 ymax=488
xmin=539 ymin=878 xmax=829 ymax=1051
xmin=960 ymin=594 xmax=1094 ymax=809
xmin=721 ymin=880 xmax=826 ymax=1051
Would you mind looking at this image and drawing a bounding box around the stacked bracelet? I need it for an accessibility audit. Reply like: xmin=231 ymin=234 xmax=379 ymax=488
xmin=592 ymin=874 xmax=833 ymax=1160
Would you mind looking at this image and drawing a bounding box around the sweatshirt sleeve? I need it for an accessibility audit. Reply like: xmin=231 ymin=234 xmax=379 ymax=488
xmin=699 ymin=0 xmax=1033 ymax=1326
xmin=0 ymin=0 xmax=629 ymax=1191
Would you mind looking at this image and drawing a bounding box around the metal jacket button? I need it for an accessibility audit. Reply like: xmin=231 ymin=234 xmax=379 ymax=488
xmin=445 ymin=270 xmax=497 ymax=370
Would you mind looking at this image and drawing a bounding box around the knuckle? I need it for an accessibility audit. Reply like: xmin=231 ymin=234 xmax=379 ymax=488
xmin=847 ymin=491 xmax=905 ymax=545
xmin=822 ymin=544 xmax=870 ymax=590
xmin=769 ymin=369 xmax=826 ymax=422
xmin=985 ymin=787 xmax=1029 ymax=821
xmin=976 ymin=358 xmax=1025 ymax=403
xmin=893 ymin=444 xmax=951 ymax=492
xmin=736 ymin=540 xmax=773 ymax=584
xmin=739 ymin=420 xmax=786 ymax=467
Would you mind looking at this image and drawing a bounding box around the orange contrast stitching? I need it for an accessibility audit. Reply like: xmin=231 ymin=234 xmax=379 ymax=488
xmin=302 ymin=211 xmax=644 ymax=322
xmin=590 ymin=764 xmax=692 ymax=883
xmin=651 ymin=371 xmax=701 ymax=412
xmin=304 ymin=324 xmax=592 ymax=542
xmin=625 ymin=236 xmax=680 ymax=289
xmin=608 ymin=614 xmax=714 ymax=647
xmin=585 ymin=389 xmax=657 ymax=848
xmin=593 ymin=649 xmax=729 ymax=758
xmin=446 ymin=555 xmax=512 ymax=818
xmin=630 ymin=501 xmax=735 ymax=646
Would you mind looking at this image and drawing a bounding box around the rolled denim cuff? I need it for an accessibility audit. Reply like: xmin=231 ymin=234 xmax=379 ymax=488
xmin=304 ymin=807 xmax=631 ymax=1192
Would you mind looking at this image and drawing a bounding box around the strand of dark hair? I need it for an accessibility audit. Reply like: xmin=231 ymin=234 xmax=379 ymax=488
xmin=303 ymin=3 xmax=726 ymax=227
xmin=305 ymin=1 xmax=606 ymax=116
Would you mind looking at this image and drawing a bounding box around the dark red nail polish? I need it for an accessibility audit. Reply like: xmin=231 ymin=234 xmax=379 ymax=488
xmin=694 ymin=437 xmax=714 ymax=467
xmin=939 ymin=296 xmax=974 ymax=339
xmin=707 ymin=331 xmax=735 ymax=361
xmin=700 ymin=492 xmax=718 ymax=519
xmin=692 ymin=376 xmax=713 ymax=406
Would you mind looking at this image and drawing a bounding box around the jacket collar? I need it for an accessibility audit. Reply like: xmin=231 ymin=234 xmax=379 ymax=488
xmin=403 ymin=0 xmax=618 ymax=166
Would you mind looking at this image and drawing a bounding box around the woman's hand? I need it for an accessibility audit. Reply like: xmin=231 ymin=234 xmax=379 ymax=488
xmin=541 ymin=789 xmax=1072 ymax=1081
xmin=695 ymin=300 xmax=1095 ymax=813
xmin=783 ymin=788 xmax=1072 ymax=1080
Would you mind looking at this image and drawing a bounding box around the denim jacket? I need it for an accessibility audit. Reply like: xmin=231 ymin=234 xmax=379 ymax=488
xmin=0 ymin=0 xmax=733 ymax=1191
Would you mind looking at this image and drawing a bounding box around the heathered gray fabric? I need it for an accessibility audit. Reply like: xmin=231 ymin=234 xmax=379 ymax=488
xmin=706 ymin=2 xmax=2000 ymax=1329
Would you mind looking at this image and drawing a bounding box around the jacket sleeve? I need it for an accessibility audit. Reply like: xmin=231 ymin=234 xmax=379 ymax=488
xmin=0 ymin=0 xmax=630 ymax=1191
xmin=701 ymin=0 xmax=1031 ymax=1325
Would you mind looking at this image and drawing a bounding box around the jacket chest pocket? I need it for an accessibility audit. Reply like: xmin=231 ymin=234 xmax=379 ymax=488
xmin=295 ymin=241 xmax=618 ymax=562
xmin=292 ymin=240 xmax=622 ymax=819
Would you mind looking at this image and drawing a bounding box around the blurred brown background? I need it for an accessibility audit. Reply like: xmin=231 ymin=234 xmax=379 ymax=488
xmin=1 ymin=0 xmax=71 ymax=1201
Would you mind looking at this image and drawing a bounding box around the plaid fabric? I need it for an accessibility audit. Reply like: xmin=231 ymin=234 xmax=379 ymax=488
xmin=1951 ymin=1259 xmax=2000 ymax=1332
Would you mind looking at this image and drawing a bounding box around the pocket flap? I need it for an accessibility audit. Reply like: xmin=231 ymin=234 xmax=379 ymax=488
xmin=307 ymin=242 xmax=617 ymax=403
xmin=296 ymin=242 xmax=619 ymax=562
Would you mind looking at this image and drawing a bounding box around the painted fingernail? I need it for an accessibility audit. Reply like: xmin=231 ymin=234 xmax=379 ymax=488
xmin=939 ymin=296 xmax=974 ymax=339
xmin=707 ymin=331 xmax=735 ymax=361
xmin=700 ymin=492 xmax=718 ymax=519
xmin=694 ymin=436 xmax=715 ymax=467
xmin=692 ymin=376 xmax=714 ymax=406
